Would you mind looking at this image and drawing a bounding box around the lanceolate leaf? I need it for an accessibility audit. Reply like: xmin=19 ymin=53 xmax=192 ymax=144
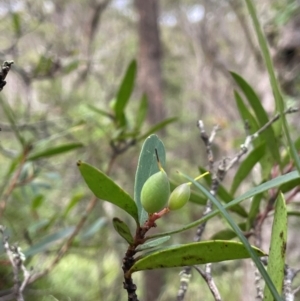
xmin=134 ymin=135 xmax=166 ymax=225
xmin=28 ymin=143 xmax=84 ymax=160
xmin=234 ymin=90 xmax=260 ymax=135
xmin=230 ymin=143 xmax=266 ymax=195
xmin=134 ymin=94 xmax=148 ymax=133
xmin=136 ymin=236 xmax=171 ymax=251
xmin=77 ymin=161 xmax=139 ymax=223
xmin=287 ymin=211 xmax=300 ymax=217
xmin=137 ymin=117 xmax=177 ymax=142
xmin=231 ymin=72 xmax=281 ymax=165
xmin=0 ymin=96 xmax=25 ymax=146
xmin=129 ymin=241 xmax=265 ymax=274
xmin=211 ymin=223 xmax=246 ymax=240
xmin=199 ymin=167 xmax=247 ymax=217
xmin=24 ymin=227 xmax=75 ymax=257
xmin=87 ymin=104 xmax=114 ymax=120
xmin=112 ymin=217 xmax=134 ymax=245
xmin=114 ymin=60 xmax=137 ymax=127
xmin=80 ymin=217 xmax=107 ymax=240
xmin=11 ymin=12 xmax=21 ymax=36
xmin=263 ymin=193 xmax=287 ymax=301
xmin=247 ymin=193 xmax=263 ymax=231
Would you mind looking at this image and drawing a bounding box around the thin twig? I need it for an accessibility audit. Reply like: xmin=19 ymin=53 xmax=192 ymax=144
xmin=0 ymin=226 xmax=30 ymax=301
xmin=193 ymin=265 xmax=222 ymax=301
xmin=177 ymin=121 xmax=220 ymax=301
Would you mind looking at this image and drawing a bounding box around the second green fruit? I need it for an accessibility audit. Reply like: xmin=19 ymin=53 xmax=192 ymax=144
xmin=168 ymin=183 xmax=191 ymax=210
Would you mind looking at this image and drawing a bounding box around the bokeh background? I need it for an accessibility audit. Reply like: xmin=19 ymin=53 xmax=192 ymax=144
xmin=0 ymin=0 xmax=300 ymax=300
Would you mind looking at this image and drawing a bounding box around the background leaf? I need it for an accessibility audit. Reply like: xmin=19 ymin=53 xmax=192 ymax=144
xmin=234 ymin=90 xmax=260 ymax=144
xmin=231 ymin=72 xmax=281 ymax=165
xmin=230 ymin=143 xmax=266 ymax=195
xmin=80 ymin=217 xmax=107 ymax=240
xmin=24 ymin=227 xmax=75 ymax=257
xmin=28 ymin=143 xmax=84 ymax=161
xmin=134 ymin=94 xmax=148 ymax=134
xmin=77 ymin=161 xmax=139 ymax=223
xmin=199 ymin=167 xmax=247 ymax=217
xmin=136 ymin=236 xmax=171 ymax=251
xmin=114 ymin=60 xmax=137 ymax=127
xmin=137 ymin=117 xmax=177 ymax=141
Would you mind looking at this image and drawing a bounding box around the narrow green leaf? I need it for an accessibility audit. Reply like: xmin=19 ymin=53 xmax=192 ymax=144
xmin=282 ymin=136 xmax=300 ymax=166
xmin=189 ymin=189 xmax=206 ymax=205
xmin=33 ymin=124 xmax=85 ymax=149
xmin=11 ymin=12 xmax=21 ymax=36
xmin=129 ymin=241 xmax=265 ymax=274
xmin=28 ymin=143 xmax=84 ymax=161
xmin=31 ymin=194 xmax=45 ymax=210
xmin=231 ymin=72 xmax=280 ymax=165
xmin=34 ymin=55 xmax=53 ymax=76
xmin=62 ymin=193 xmax=85 ymax=218
xmin=62 ymin=60 xmax=80 ymax=74
xmin=87 ymin=104 xmax=114 ymax=120
xmin=263 ymin=193 xmax=287 ymax=301
xmin=27 ymin=220 xmax=50 ymax=234
xmin=112 ymin=217 xmax=134 ymax=245
xmin=134 ymin=94 xmax=148 ymax=133
xmin=199 ymin=167 xmax=247 ymax=217
xmin=77 ymin=161 xmax=139 ymax=223
xmin=230 ymin=144 xmax=266 ymax=195
xmin=287 ymin=211 xmax=300 ymax=217
xmin=114 ymin=60 xmax=137 ymax=126
xmin=24 ymin=227 xmax=75 ymax=257
xmin=0 ymin=154 xmax=22 ymax=197
xmin=245 ymin=0 xmax=300 ymax=174
xmin=0 ymin=96 xmax=25 ymax=146
xmin=80 ymin=217 xmax=107 ymax=240
xmin=148 ymin=170 xmax=299 ymax=240
xmin=137 ymin=117 xmax=177 ymax=141
xmin=136 ymin=236 xmax=170 ymax=251
xmin=134 ymin=135 xmax=166 ymax=225
xmin=211 ymin=223 xmax=246 ymax=240
xmin=246 ymin=193 xmax=263 ymax=231
xmin=279 ymin=177 xmax=300 ymax=194
xmin=234 ymin=90 xmax=260 ymax=134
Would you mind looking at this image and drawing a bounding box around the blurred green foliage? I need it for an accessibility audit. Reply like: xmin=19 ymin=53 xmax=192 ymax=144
xmin=0 ymin=0 xmax=300 ymax=300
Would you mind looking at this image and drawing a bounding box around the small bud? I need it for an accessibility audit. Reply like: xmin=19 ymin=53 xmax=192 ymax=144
xmin=168 ymin=183 xmax=190 ymax=211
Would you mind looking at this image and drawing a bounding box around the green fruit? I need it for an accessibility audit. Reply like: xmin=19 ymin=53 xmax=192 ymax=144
xmin=168 ymin=183 xmax=190 ymax=211
xmin=141 ymin=170 xmax=170 ymax=214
